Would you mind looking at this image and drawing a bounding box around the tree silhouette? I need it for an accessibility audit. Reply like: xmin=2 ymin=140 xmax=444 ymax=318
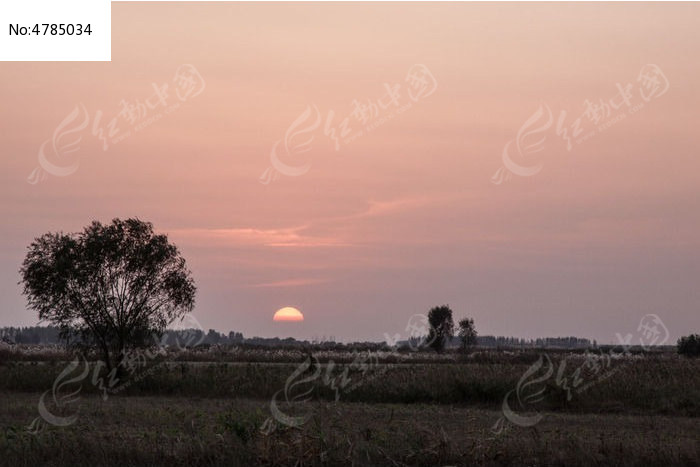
xmin=677 ymin=334 xmax=700 ymax=357
xmin=458 ymin=317 xmax=478 ymax=353
xmin=20 ymin=218 xmax=196 ymax=375
xmin=427 ymin=305 xmax=454 ymax=353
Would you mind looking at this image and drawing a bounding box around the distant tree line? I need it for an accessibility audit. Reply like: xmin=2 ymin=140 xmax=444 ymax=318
xmin=1 ymin=325 xmax=596 ymax=349
xmin=0 ymin=326 xmax=242 ymax=347
xmin=468 ymin=335 xmax=593 ymax=349
xmin=186 ymin=329 xmax=245 ymax=346
xmin=0 ymin=325 xmax=62 ymax=345
xmin=422 ymin=304 xmax=594 ymax=352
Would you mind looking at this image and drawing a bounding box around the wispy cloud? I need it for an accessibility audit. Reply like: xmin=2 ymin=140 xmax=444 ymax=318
xmin=169 ymin=195 xmax=445 ymax=249
xmin=246 ymin=278 xmax=331 ymax=288
xmin=344 ymin=195 xmax=450 ymax=221
xmin=169 ymin=226 xmax=349 ymax=248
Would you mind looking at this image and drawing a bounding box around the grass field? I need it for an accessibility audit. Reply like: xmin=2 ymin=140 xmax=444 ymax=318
xmin=1 ymin=346 xmax=698 ymax=466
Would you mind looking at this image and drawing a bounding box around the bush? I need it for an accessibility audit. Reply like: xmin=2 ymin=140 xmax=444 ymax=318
xmin=677 ymin=334 xmax=700 ymax=357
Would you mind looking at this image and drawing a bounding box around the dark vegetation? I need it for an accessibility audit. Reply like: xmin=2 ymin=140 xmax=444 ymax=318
xmin=427 ymin=304 xmax=454 ymax=353
xmin=0 ymin=347 xmax=698 ymax=466
xmin=677 ymin=334 xmax=700 ymax=357
xmin=2 ymin=395 xmax=699 ymax=467
xmin=0 ymin=325 xmax=595 ymax=350
xmin=0 ymin=347 xmax=697 ymax=416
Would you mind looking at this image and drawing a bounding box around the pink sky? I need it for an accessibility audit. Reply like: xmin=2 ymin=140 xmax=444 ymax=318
xmin=1 ymin=3 xmax=699 ymax=343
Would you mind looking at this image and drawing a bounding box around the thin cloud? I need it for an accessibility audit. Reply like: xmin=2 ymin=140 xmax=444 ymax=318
xmin=246 ymin=278 xmax=332 ymax=288
xmin=168 ymin=194 xmax=458 ymax=251
xmin=169 ymin=226 xmax=349 ymax=248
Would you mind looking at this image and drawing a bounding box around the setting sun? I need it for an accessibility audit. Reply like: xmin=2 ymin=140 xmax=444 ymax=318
xmin=273 ymin=306 xmax=304 ymax=322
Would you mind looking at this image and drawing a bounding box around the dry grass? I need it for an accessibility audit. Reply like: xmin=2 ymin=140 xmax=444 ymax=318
xmin=1 ymin=352 xmax=697 ymax=416
xmin=0 ymin=348 xmax=698 ymax=465
xmin=0 ymin=394 xmax=697 ymax=466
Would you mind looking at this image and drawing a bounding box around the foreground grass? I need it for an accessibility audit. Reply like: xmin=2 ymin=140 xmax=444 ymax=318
xmin=0 ymin=393 xmax=697 ymax=466
xmin=1 ymin=350 xmax=698 ymax=465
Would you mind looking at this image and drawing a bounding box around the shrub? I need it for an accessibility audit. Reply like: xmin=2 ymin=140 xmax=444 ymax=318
xmin=677 ymin=334 xmax=700 ymax=357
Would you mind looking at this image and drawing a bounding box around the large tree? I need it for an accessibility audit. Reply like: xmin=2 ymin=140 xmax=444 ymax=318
xmin=427 ymin=305 xmax=454 ymax=353
xmin=20 ymin=218 xmax=196 ymax=374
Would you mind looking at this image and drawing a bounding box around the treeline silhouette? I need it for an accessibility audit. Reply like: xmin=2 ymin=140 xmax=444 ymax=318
xmin=0 ymin=326 xmax=245 ymax=347
xmin=1 ymin=326 xmax=593 ymax=349
xmin=469 ymin=335 xmax=593 ymax=349
xmin=0 ymin=326 xmax=60 ymax=344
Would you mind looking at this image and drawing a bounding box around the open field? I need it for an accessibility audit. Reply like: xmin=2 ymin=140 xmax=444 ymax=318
xmin=1 ymin=347 xmax=698 ymax=465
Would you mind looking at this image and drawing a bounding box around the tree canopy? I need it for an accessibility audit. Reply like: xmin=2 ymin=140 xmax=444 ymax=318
xmin=458 ymin=317 xmax=478 ymax=352
xmin=427 ymin=305 xmax=454 ymax=353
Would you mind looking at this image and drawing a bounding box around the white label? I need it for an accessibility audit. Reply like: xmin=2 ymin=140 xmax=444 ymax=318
xmin=0 ymin=0 xmax=110 ymax=61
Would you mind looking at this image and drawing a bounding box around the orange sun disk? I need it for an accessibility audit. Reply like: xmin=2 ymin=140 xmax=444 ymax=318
xmin=273 ymin=306 xmax=304 ymax=322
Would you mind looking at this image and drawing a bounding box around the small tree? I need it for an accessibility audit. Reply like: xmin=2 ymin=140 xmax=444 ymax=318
xmin=458 ymin=317 xmax=478 ymax=353
xmin=427 ymin=305 xmax=454 ymax=353
xmin=20 ymin=218 xmax=196 ymax=376
xmin=677 ymin=334 xmax=700 ymax=357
